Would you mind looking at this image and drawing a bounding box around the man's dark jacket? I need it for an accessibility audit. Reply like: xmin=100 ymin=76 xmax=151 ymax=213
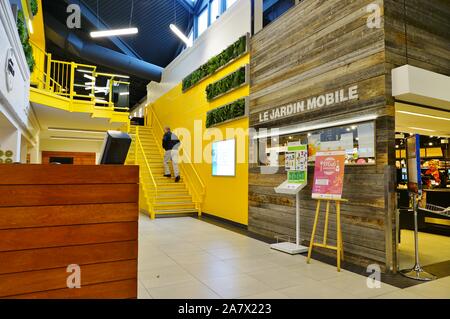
xmin=162 ymin=131 xmax=180 ymax=151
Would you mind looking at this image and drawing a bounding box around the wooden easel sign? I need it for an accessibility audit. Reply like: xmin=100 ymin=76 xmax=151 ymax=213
xmin=307 ymin=151 xmax=347 ymax=271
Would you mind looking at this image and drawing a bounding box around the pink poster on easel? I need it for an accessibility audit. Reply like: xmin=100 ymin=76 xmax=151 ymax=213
xmin=312 ymin=151 xmax=346 ymax=200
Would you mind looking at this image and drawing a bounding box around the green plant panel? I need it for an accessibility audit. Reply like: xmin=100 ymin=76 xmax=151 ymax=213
xmin=16 ymin=10 xmax=35 ymax=72
xmin=30 ymin=0 xmax=39 ymax=16
xmin=182 ymin=35 xmax=247 ymax=92
xmin=206 ymin=98 xmax=246 ymax=128
xmin=205 ymin=67 xmax=246 ymax=101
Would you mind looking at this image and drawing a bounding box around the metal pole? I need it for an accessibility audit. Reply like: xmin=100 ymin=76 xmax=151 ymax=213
xmin=400 ymin=193 xmax=436 ymax=281
xmin=413 ymin=195 xmax=420 ymax=266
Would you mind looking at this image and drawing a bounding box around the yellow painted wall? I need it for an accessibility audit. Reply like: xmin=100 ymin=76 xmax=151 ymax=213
xmin=28 ymin=0 xmax=45 ymax=50
xmin=151 ymin=53 xmax=250 ymax=225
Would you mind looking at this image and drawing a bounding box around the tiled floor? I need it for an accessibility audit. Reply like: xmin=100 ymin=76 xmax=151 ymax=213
xmin=137 ymin=215 xmax=450 ymax=299
xmin=398 ymin=230 xmax=450 ymax=269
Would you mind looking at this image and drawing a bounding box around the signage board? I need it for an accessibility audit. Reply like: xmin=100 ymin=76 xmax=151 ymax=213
xmin=285 ymin=143 xmax=308 ymax=184
xmin=258 ymin=85 xmax=359 ymax=123
xmin=312 ymin=151 xmax=346 ymax=200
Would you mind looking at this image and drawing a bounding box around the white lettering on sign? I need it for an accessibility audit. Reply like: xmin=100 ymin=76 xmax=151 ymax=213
xmin=258 ymin=85 xmax=359 ymax=123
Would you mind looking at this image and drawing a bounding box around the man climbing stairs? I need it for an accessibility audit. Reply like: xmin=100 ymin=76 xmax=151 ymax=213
xmin=126 ymin=125 xmax=199 ymax=218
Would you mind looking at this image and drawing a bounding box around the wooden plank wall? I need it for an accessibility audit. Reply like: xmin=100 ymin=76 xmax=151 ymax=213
xmin=249 ymin=0 xmax=395 ymax=268
xmin=385 ymin=0 xmax=450 ymax=81
xmin=0 ymin=165 xmax=139 ymax=298
xmin=41 ymin=151 xmax=96 ymax=165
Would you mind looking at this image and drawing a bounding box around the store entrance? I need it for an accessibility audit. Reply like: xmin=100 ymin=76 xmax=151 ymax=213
xmin=395 ymin=102 xmax=450 ymax=273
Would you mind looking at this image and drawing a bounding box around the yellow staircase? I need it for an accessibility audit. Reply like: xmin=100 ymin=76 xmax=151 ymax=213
xmin=126 ymin=125 xmax=205 ymax=219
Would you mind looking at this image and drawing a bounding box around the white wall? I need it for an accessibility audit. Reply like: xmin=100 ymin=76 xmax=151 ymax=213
xmin=0 ymin=0 xmax=39 ymax=162
xmin=0 ymin=125 xmax=19 ymax=162
xmin=144 ymin=0 xmax=252 ymax=108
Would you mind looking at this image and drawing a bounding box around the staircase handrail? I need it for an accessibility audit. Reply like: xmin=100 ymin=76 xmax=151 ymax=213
xmin=135 ymin=126 xmax=158 ymax=211
xmin=29 ymin=40 xmax=131 ymax=114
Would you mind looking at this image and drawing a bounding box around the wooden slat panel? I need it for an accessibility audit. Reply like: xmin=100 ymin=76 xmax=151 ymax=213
xmin=0 ymin=222 xmax=138 ymax=252
xmin=7 ymin=279 xmax=137 ymax=299
xmin=0 ymin=165 xmax=139 ymax=185
xmin=248 ymin=0 xmax=394 ymax=267
xmin=384 ymin=0 xmax=450 ymax=76
xmin=0 ymin=203 xmax=138 ymax=229
xmin=41 ymin=151 xmax=96 ymax=165
xmin=0 ymin=260 xmax=137 ymax=298
xmin=0 ymin=164 xmax=139 ymax=298
xmin=0 ymin=241 xmax=138 ymax=274
xmin=0 ymin=184 xmax=138 ymax=207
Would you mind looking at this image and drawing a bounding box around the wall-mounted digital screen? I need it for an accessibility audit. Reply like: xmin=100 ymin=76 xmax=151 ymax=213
xmin=212 ymin=139 xmax=236 ymax=176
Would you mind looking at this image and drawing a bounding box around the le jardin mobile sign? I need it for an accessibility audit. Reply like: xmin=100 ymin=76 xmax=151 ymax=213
xmin=258 ymin=85 xmax=359 ymax=123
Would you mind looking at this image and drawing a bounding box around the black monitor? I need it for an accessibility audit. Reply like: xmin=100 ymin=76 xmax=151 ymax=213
xmin=98 ymin=130 xmax=131 ymax=165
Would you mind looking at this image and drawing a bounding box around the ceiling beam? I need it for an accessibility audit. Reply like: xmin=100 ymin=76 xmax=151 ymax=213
xmin=64 ymin=0 xmax=142 ymax=59
xmin=176 ymin=0 xmax=195 ymax=14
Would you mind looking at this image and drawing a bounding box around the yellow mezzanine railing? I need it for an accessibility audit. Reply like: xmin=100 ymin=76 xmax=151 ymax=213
xmin=134 ymin=126 xmax=158 ymax=218
xmin=29 ymin=40 xmax=130 ymax=123
xmin=146 ymin=106 xmax=206 ymax=215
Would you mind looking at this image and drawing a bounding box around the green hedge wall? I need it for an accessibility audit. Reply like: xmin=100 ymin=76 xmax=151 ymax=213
xmin=182 ymin=35 xmax=247 ymax=92
xmin=205 ymin=66 xmax=246 ymax=101
xmin=30 ymin=0 xmax=39 ymax=16
xmin=17 ymin=10 xmax=35 ymax=72
xmin=206 ymin=98 xmax=246 ymax=128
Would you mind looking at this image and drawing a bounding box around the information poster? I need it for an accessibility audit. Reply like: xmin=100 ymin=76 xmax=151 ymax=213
xmin=406 ymin=135 xmax=421 ymax=194
xmin=357 ymin=122 xmax=375 ymax=157
xmin=286 ymin=144 xmax=308 ymax=184
xmin=212 ymin=139 xmax=236 ymax=176
xmin=312 ymin=151 xmax=346 ymax=199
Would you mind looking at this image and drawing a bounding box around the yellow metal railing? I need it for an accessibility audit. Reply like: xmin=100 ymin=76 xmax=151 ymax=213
xmin=147 ymin=106 xmax=206 ymax=215
xmin=135 ymin=126 xmax=158 ymax=219
xmin=30 ymin=40 xmax=130 ymax=113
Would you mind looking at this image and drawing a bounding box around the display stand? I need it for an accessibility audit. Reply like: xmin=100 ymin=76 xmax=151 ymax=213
xmin=271 ymin=181 xmax=309 ymax=254
xmin=400 ymin=194 xmax=437 ymax=281
xmin=307 ymin=198 xmax=347 ymax=272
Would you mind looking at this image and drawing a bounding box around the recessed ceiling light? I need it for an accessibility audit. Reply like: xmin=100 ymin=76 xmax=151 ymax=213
xmin=408 ymin=127 xmax=436 ymax=132
xmin=47 ymin=128 xmax=106 ymax=134
xmin=77 ymin=69 xmax=94 ymax=74
xmin=50 ymin=136 xmax=105 ymax=142
xmin=397 ymin=110 xmax=450 ymax=121
xmin=90 ymin=28 xmax=138 ymax=38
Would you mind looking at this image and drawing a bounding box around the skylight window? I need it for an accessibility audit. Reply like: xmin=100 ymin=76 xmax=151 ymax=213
xmin=211 ymin=0 xmax=220 ymax=23
xmin=197 ymin=8 xmax=208 ymax=36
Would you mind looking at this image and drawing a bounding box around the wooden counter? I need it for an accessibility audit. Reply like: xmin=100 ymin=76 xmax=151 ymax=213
xmin=0 ymin=164 xmax=139 ymax=299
